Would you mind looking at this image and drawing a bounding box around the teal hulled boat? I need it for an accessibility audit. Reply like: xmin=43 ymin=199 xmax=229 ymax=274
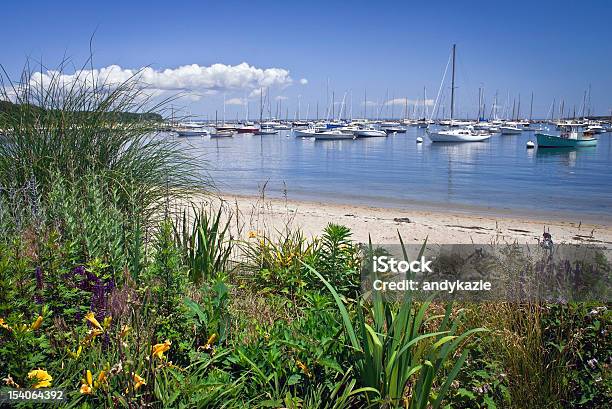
xmin=536 ymin=126 xmax=598 ymax=148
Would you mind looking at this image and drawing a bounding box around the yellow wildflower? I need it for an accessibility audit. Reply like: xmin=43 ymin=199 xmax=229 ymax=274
xmin=84 ymin=312 xmax=102 ymax=330
xmin=31 ymin=315 xmax=43 ymax=330
xmin=152 ymin=340 xmax=172 ymax=360
xmin=68 ymin=345 xmax=83 ymax=359
xmin=80 ymin=383 xmax=92 ymax=394
xmin=119 ymin=324 xmax=131 ymax=338
xmin=296 ymin=360 xmax=312 ymax=378
xmin=82 ymin=328 xmax=104 ymax=345
xmin=201 ymin=333 xmax=218 ymax=355
xmin=206 ymin=333 xmax=218 ymax=345
xmin=96 ymin=370 xmax=107 ymax=385
xmin=133 ymin=373 xmax=146 ymax=390
xmin=248 ymin=230 xmax=257 ymax=238
xmin=28 ymin=369 xmax=52 ymax=388
xmin=80 ymin=371 xmax=93 ymax=394
xmin=0 ymin=318 xmax=11 ymax=331
xmin=102 ymin=316 xmax=112 ymax=329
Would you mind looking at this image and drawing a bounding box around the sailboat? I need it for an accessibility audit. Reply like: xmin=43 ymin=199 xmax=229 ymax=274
xmin=427 ymin=45 xmax=492 ymax=143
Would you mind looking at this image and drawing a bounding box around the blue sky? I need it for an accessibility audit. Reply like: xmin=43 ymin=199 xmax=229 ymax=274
xmin=2 ymin=0 xmax=611 ymax=119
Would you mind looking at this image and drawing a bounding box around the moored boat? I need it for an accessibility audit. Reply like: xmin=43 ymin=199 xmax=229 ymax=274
xmin=382 ymin=126 xmax=406 ymax=134
xmin=427 ymin=127 xmax=491 ymax=142
xmin=215 ymin=121 xmax=238 ymax=130
xmin=254 ymin=128 xmax=278 ymax=135
xmin=294 ymin=128 xmax=321 ymax=137
xmin=353 ymin=127 xmax=387 ymax=138
xmin=175 ymin=128 xmax=210 ymax=137
xmin=426 ymin=45 xmax=490 ymax=143
xmin=500 ymin=125 xmax=522 ymax=135
xmin=536 ymin=127 xmax=597 ymax=148
xmin=313 ymin=130 xmax=356 ymax=140
xmin=210 ymin=130 xmax=234 ymax=138
xmin=236 ymin=126 xmax=259 ymax=134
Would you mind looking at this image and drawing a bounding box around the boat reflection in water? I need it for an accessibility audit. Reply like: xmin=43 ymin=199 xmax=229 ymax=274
xmin=535 ymin=146 xmax=597 ymax=168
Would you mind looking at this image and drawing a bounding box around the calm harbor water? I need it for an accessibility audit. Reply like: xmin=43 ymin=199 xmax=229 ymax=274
xmin=175 ymin=127 xmax=612 ymax=223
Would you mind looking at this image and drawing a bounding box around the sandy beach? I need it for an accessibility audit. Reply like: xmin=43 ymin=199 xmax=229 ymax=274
xmin=197 ymin=193 xmax=612 ymax=246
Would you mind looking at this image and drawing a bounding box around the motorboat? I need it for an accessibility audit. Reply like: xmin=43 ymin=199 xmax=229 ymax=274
xmin=500 ymin=125 xmax=522 ymax=134
xmin=294 ymin=128 xmax=321 ymax=137
xmin=292 ymin=121 xmax=309 ymax=128
xmin=353 ymin=127 xmax=387 ymax=138
xmin=210 ymin=130 xmax=234 ymax=138
xmin=536 ymin=126 xmax=597 ymax=148
xmin=324 ymin=121 xmax=345 ymax=129
xmin=586 ymin=124 xmax=605 ymax=134
xmin=236 ymin=125 xmax=259 ymax=134
xmin=215 ymin=124 xmax=238 ymax=132
xmin=254 ymin=128 xmax=278 ymax=135
xmin=175 ymin=127 xmax=210 ymax=137
xmin=383 ymin=127 xmax=406 ymax=134
xmin=274 ymin=123 xmax=292 ymax=130
xmin=313 ymin=130 xmax=356 ymax=140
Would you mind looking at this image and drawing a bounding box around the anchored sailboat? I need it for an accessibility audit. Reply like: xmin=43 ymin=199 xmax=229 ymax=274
xmin=427 ymin=45 xmax=492 ymax=143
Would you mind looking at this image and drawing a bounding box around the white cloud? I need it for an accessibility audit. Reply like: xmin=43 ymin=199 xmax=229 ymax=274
xmin=299 ymin=78 xmax=308 ymax=85
xmin=248 ymin=89 xmax=264 ymax=98
xmin=225 ymin=97 xmax=246 ymax=105
xmin=384 ymin=98 xmax=434 ymax=106
xmin=28 ymin=62 xmax=294 ymax=96
xmin=275 ymin=95 xmax=289 ymax=101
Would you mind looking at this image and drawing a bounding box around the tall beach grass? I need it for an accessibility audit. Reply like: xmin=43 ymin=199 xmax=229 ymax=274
xmin=0 ymin=57 xmax=203 ymax=230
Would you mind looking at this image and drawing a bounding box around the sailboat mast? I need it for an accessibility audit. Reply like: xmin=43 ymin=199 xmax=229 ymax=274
xmin=450 ymin=44 xmax=456 ymax=121
xmin=529 ymin=92 xmax=534 ymax=121
xmin=259 ymin=88 xmax=263 ymax=125
xmin=332 ymin=92 xmax=335 ymax=120
xmin=477 ymin=87 xmax=482 ymax=121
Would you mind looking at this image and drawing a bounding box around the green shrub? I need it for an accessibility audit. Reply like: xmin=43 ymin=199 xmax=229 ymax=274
xmin=174 ymin=206 xmax=234 ymax=284
xmin=307 ymin=237 xmax=487 ymax=408
xmin=309 ymin=223 xmax=360 ymax=298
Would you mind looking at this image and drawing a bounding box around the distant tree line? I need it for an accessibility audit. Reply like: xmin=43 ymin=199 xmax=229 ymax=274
xmin=0 ymin=100 xmax=163 ymax=123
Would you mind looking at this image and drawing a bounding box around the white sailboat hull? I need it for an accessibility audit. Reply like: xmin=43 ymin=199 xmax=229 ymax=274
xmin=427 ymin=129 xmax=491 ymax=142
xmin=176 ymin=129 xmax=210 ymax=137
xmin=354 ymin=129 xmax=387 ymax=138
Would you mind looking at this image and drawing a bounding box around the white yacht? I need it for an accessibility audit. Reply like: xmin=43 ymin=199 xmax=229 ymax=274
xmin=500 ymin=122 xmax=522 ymax=134
xmin=353 ymin=126 xmax=387 ymax=138
xmin=313 ymin=130 xmax=356 ymax=140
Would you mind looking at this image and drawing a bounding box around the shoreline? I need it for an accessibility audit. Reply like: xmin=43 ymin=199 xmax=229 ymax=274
xmin=211 ymin=192 xmax=612 ymax=245
xmin=212 ymin=186 xmax=612 ymax=226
